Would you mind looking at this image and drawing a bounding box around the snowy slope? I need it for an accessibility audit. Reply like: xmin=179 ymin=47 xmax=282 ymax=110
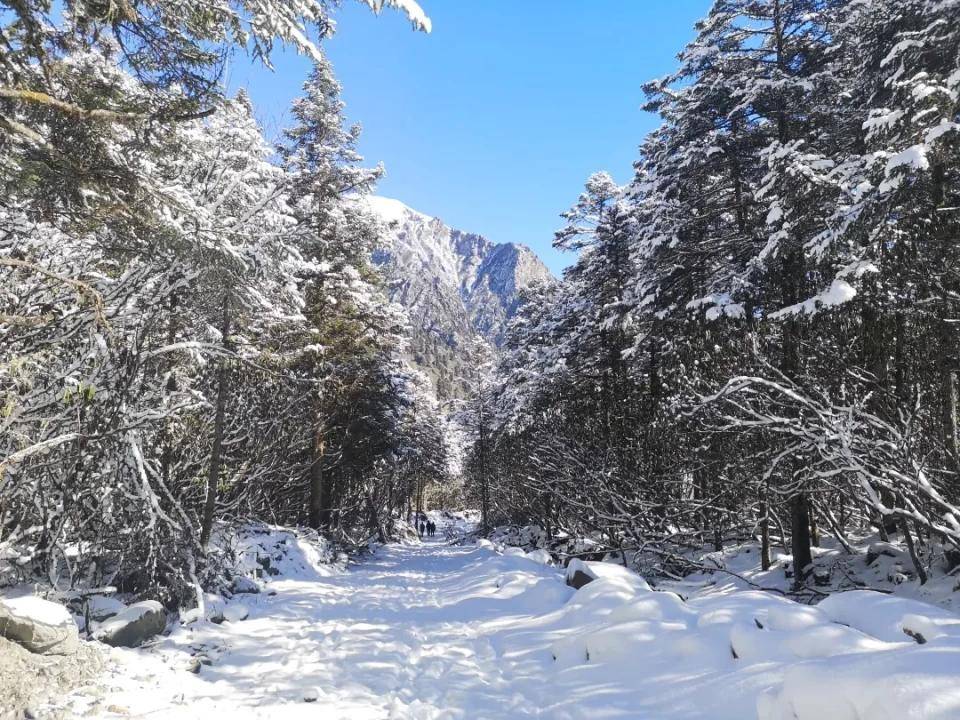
xmin=368 ymin=196 xmax=552 ymax=398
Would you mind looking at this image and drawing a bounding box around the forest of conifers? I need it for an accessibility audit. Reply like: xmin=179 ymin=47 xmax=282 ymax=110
xmin=0 ymin=0 xmax=448 ymax=604
xmin=2 ymin=0 xmax=960 ymax=608
xmin=462 ymin=0 xmax=960 ymax=591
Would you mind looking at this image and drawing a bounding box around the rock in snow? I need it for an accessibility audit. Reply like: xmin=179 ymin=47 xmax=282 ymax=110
xmin=0 ymin=595 xmax=79 ymax=655
xmin=565 ymin=558 xmax=651 ymax=592
xmin=231 ymin=576 xmax=260 ymax=595
xmin=83 ymin=595 xmax=127 ymax=623
xmin=94 ymin=601 xmax=166 ymax=648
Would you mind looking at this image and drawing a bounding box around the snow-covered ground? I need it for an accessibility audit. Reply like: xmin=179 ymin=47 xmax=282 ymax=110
xmin=49 ymin=532 xmax=960 ymax=720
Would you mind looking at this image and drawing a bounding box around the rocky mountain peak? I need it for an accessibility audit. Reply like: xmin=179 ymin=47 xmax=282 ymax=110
xmin=367 ymin=196 xmax=552 ymax=398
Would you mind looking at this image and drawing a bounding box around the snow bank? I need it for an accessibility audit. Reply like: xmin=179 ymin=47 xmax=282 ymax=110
xmin=546 ymin=560 xmax=960 ymax=718
xmin=759 ymin=643 xmax=960 ymax=720
xmin=525 ymin=549 xmax=554 ymax=566
xmin=48 ymin=537 xmax=960 ymax=720
xmin=220 ymin=523 xmax=343 ymax=586
xmin=818 ymin=590 xmax=960 ymax=644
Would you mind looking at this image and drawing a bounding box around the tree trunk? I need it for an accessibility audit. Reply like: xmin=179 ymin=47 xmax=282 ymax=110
xmin=809 ymin=506 xmax=820 ymax=548
xmin=160 ymin=291 xmax=178 ymax=492
xmin=933 ymin=162 xmax=960 ymax=478
xmin=790 ymin=493 xmax=813 ymax=587
xmin=760 ymin=492 xmax=771 ymax=571
xmin=308 ymin=431 xmax=325 ymax=530
xmin=901 ymin=517 xmax=928 ymax=585
xmin=200 ymin=294 xmax=231 ymax=549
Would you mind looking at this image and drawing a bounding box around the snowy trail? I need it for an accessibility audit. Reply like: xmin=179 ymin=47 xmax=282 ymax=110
xmin=59 ymin=537 xmax=960 ymax=720
xmin=63 ymin=540 xmax=579 ymax=719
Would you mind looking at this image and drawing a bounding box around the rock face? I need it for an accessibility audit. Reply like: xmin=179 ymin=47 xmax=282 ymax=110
xmin=94 ymin=600 xmax=166 ymax=648
xmin=368 ymin=197 xmax=553 ymax=399
xmin=0 ymin=595 xmax=79 ymax=655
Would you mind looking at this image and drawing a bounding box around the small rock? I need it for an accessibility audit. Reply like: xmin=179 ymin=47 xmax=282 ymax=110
xmin=303 ymin=688 xmax=320 ymax=703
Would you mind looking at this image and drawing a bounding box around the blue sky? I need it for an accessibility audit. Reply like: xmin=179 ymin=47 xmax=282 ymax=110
xmin=228 ymin=1 xmax=710 ymax=275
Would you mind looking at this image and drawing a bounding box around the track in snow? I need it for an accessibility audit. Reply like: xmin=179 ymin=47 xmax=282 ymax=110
xmin=62 ymin=539 xmax=580 ymax=719
xmin=58 ymin=536 xmax=960 ymax=720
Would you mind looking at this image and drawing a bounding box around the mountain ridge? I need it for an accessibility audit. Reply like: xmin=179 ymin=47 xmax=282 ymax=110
xmin=368 ymin=196 xmax=553 ymax=398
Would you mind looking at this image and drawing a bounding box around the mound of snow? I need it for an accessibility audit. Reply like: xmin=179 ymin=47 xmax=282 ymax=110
xmin=565 ymin=558 xmax=651 ymax=592
xmin=525 ymin=549 xmax=554 ymax=566
xmin=818 ymin=590 xmax=960 ymax=644
xmin=758 ymin=642 xmax=960 ymax=720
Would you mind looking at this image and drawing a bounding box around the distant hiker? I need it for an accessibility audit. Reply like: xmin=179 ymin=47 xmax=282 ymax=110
xmin=419 ymin=521 xmax=426 ymax=536
xmin=427 ymin=521 xmax=435 ymax=537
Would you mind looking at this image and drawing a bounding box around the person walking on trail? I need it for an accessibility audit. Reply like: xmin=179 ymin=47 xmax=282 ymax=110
xmin=427 ymin=521 xmax=435 ymax=537
xmin=419 ymin=521 xmax=426 ymax=536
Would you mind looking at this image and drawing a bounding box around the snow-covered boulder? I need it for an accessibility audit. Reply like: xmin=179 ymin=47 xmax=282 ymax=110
xmin=94 ymin=601 xmax=166 ymax=648
xmin=818 ymin=590 xmax=960 ymax=645
xmin=565 ymin=559 xmax=650 ymax=592
xmin=519 ymin=525 xmax=547 ymax=549
xmin=757 ymin=640 xmax=960 ymax=720
xmin=180 ymin=593 xmax=227 ymax=625
xmin=223 ymin=604 xmax=249 ymax=623
xmin=865 ymin=541 xmax=906 ymax=566
xmin=525 ymin=549 xmax=554 ymax=566
xmin=84 ymin=595 xmax=126 ymax=622
xmin=0 ymin=595 xmax=79 ymax=655
xmin=231 ymin=576 xmax=260 ymax=594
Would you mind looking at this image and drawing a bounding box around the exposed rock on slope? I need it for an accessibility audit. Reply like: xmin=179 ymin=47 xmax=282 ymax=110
xmin=368 ymin=197 xmax=552 ymax=398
